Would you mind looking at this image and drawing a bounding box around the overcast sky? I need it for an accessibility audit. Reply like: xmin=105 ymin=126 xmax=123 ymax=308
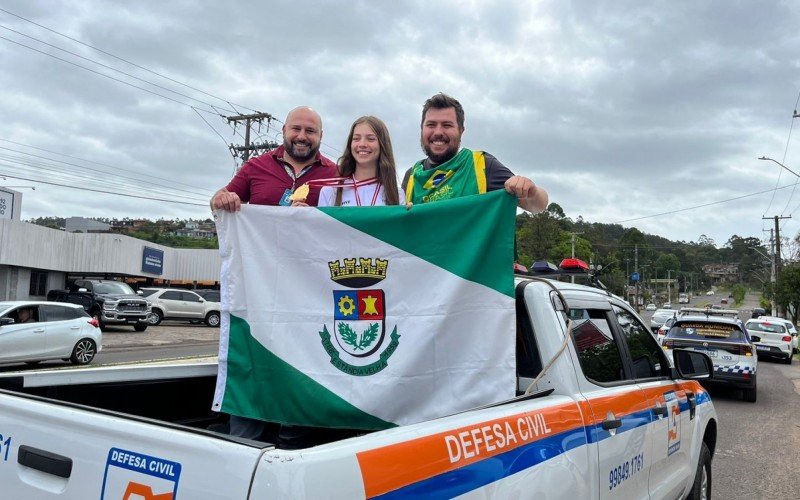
xmin=2 ymin=1 xmax=800 ymax=248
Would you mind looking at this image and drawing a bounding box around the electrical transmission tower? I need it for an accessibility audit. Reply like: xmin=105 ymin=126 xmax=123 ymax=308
xmin=227 ymin=112 xmax=280 ymax=171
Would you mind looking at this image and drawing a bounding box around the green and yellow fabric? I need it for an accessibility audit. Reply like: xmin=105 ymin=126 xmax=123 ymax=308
xmin=405 ymin=148 xmax=487 ymax=204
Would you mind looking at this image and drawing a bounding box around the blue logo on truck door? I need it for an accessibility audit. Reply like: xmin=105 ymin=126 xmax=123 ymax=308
xmin=101 ymin=448 xmax=181 ymax=500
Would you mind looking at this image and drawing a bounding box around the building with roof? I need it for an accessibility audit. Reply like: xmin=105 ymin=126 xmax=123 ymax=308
xmin=0 ymin=219 xmax=219 ymax=301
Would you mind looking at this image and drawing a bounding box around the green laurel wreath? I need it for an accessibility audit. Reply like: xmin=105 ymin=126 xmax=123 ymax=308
xmin=338 ymin=322 xmax=379 ymax=350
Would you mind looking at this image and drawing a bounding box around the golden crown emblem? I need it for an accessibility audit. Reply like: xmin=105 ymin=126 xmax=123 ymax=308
xmin=328 ymin=257 xmax=388 ymax=288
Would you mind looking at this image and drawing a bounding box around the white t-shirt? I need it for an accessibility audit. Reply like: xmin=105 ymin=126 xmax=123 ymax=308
xmin=317 ymin=183 xmax=403 ymax=207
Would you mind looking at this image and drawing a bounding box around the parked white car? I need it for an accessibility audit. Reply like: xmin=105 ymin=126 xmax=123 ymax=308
xmin=656 ymin=316 xmax=677 ymax=345
xmin=0 ymin=301 xmax=102 ymax=366
xmin=141 ymin=288 xmax=221 ymax=327
xmin=745 ymin=318 xmax=794 ymax=364
xmin=755 ymin=316 xmax=798 ymax=353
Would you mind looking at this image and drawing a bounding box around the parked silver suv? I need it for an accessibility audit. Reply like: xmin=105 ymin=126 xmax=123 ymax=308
xmin=140 ymin=288 xmax=221 ymax=327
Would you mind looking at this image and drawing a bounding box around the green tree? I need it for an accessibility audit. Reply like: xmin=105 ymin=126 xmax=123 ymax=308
xmin=549 ymin=235 xmax=593 ymax=263
xmin=731 ymin=284 xmax=746 ymax=305
xmin=516 ymin=212 xmax=566 ymax=266
xmin=775 ymin=264 xmax=800 ymax=324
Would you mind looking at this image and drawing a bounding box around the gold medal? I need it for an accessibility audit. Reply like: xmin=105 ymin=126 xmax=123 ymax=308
xmin=289 ymin=183 xmax=310 ymax=201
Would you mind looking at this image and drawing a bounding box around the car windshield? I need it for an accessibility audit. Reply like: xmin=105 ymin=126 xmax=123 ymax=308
xmin=653 ymin=311 xmax=674 ymax=320
xmin=668 ymin=321 xmax=746 ymax=342
xmin=94 ymin=282 xmax=136 ymax=295
xmin=746 ymin=322 xmax=787 ymax=334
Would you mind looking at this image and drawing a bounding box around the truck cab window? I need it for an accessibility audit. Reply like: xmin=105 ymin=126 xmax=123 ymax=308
xmin=612 ymin=305 xmax=669 ymax=379
xmin=570 ymin=308 xmax=626 ymax=384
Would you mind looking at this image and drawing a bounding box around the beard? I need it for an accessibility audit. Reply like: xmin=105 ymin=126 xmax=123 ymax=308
xmin=421 ymin=136 xmax=459 ymax=165
xmin=284 ymin=138 xmax=320 ymax=163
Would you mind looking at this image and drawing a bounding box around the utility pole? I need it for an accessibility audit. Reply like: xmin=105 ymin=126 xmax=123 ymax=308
xmin=769 ymin=229 xmax=777 ymax=316
xmin=227 ymin=112 xmax=279 ymax=170
xmin=634 ymin=244 xmax=639 ymax=312
xmin=569 ymin=232 xmax=583 ymax=283
xmin=667 ymin=269 xmax=672 ymax=305
xmin=763 ymin=215 xmax=790 ymax=316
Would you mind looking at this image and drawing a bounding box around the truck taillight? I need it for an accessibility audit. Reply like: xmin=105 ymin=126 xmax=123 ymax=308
xmin=782 ymin=335 xmax=792 ymax=342
xmin=89 ymin=319 xmax=100 ymax=328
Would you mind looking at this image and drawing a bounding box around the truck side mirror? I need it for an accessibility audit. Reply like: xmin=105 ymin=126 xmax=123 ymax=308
xmin=672 ymin=349 xmax=713 ymax=380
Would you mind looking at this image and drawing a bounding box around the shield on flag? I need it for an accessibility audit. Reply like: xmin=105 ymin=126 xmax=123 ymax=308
xmin=332 ymin=289 xmax=386 ymax=357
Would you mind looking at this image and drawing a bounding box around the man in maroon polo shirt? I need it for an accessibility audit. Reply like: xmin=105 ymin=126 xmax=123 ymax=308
xmin=210 ymin=106 xmax=337 ymax=448
xmin=211 ymin=106 xmax=337 ymax=210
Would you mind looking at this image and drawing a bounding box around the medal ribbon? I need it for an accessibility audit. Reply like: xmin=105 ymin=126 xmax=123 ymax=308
xmin=306 ymin=176 xmax=381 ymax=206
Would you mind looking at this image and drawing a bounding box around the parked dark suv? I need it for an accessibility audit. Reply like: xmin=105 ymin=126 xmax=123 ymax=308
xmin=47 ymin=280 xmax=151 ymax=331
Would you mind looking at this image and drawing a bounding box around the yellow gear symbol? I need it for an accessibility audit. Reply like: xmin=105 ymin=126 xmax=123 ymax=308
xmin=338 ymin=295 xmax=356 ymax=316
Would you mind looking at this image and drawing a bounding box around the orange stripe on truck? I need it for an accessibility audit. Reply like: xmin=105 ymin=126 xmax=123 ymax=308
xmin=356 ymin=402 xmax=583 ymax=498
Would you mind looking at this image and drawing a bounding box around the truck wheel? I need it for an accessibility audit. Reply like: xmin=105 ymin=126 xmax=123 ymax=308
xmin=205 ymin=311 xmax=221 ymax=327
xmin=91 ymin=310 xmax=106 ymax=331
xmin=70 ymin=338 xmax=97 ymax=365
xmin=148 ymin=310 xmax=163 ymax=326
xmin=133 ymin=322 xmax=148 ymax=332
xmin=742 ymin=385 xmax=757 ymax=403
xmin=686 ymin=442 xmax=711 ymax=500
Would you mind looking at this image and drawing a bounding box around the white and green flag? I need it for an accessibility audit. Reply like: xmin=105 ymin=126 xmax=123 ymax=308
xmin=212 ymin=190 xmax=517 ymax=430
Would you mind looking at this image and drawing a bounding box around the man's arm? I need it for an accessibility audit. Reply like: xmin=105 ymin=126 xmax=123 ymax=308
xmin=503 ymin=176 xmax=549 ymax=213
xmin=484 ymin=153 xmax=549 ymax=213
xmin=211 ymin=163 xmax=250 ymax=211
xmin=210 ymin=187 xmax=242 ymax=212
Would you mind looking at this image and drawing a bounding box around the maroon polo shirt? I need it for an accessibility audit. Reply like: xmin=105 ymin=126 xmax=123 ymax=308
xmin=225 ymin=146 xmax=338 ymax=206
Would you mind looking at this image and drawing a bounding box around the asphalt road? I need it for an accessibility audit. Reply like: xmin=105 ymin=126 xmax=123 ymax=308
xmin=708 ymin=357 xmax=800 ymax=499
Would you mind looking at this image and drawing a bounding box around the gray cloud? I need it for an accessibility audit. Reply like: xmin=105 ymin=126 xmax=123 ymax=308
xmin=2 ymin=0 xmax=800 ymax=244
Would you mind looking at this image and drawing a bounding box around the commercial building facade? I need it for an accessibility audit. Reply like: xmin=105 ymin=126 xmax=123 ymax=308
xmin=0 ymin=219 xmax=220 ymax=301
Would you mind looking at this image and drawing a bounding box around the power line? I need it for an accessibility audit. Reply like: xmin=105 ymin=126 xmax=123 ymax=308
xmin=0 ymin=155 xmax=208 ymax=203
xmin=0 ymin=34 xmax=224 ymax=117
xmin=0 ymin=7 xmax=258 ymax=114
xmin=0 ymin=145 xmax=210 ymax=198
xmin=0 ymin=139 xmax=211 ymax=194
xmin=612 ymin=183 xmax=799 ymax=224
xmin=0 ymin=168 xmax=207 ymax=206
xmin=763 ymin=89 xmax=800 ymax=220
xmin=192 ymin=107 xmax=238 ymax=158
xmin=0 ymin=24 xmax=240 ymax=115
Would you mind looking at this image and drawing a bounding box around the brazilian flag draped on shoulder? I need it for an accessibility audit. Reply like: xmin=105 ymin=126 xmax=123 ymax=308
xmin=212 ymin=190 xmax=517 ymax=430
xmin=405 ymin=148 xmax=487 ymax=204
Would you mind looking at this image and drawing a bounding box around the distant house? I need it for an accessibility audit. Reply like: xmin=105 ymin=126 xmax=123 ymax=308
xmin=702 ymin=264 xmax=739 ymax=284
xmin=172 ymin=221 xmax=217 ymax=239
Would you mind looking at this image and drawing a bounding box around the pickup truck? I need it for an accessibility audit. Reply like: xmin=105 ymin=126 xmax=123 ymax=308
xmin=0 ymin=277 xmax=717 ymax=499
xmin=46 ymin=279 xmax=151 ymax=332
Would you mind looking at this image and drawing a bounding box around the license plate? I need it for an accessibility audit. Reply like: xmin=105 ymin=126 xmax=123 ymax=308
xmin=696 ymin=348 xmax=717 ymax=358
xmin=756 ymin=345 xmax=769 ymax=351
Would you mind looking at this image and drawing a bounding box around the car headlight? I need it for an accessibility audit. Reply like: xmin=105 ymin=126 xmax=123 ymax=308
xmin=103 ymin=301 xmax=118 ymax=310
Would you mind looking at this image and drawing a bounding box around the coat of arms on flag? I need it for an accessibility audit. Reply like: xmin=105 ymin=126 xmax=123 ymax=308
xmin=320 ymin=258 xmax=400 ymax=376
